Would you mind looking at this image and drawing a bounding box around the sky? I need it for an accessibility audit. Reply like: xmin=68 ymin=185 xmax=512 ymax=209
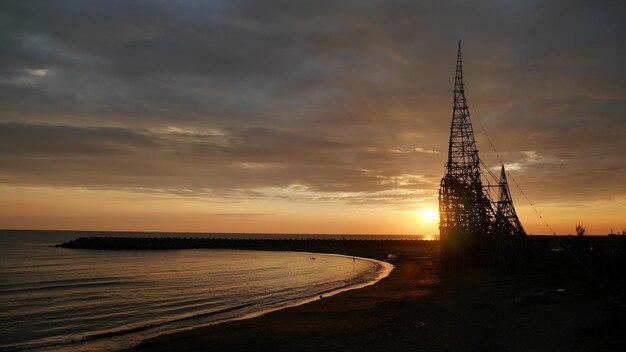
xmin=0 ymin=0 xmax=624 ymax=235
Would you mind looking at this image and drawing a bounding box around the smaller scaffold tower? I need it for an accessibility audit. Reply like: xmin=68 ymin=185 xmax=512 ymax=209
xmin=493 ymin=164 xmax=526 ymax=237
xmin=488 ymin=164 xmax=530 ymax=272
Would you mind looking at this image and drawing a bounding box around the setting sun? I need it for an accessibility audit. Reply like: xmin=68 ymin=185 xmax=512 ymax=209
xmin=420 ymin=208 xmax=439 ymax=223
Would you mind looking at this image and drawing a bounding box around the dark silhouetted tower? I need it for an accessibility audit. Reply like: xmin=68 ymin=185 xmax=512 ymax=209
xmin=438 ymin=43 xmax=531 ymax=272
xmin=493 ymin=164 xmax=526 ymax=236
xmin=439 ymin=42 xmax=492 ymax=271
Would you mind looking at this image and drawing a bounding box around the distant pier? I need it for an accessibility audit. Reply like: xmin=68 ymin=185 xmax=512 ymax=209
xmin=56 ymin=237 xmax=440 ymax=260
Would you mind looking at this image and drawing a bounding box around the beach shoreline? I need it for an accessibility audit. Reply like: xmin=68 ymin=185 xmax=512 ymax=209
xmin=121 ymin=242 xmax=623 ymax=352
xmin=153 ymin=251 xmax=396 ymax=340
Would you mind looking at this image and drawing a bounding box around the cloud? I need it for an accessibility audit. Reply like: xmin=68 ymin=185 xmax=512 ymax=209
xmin=390 ymin=147 xmax=440 ymax=154
xmin=0 ymin=122 xmax=442 ymax=201
xmin=0 ymin=0 xmax=624 ymax=209
xmin=0 ymin=122 xmax=157 ymax=155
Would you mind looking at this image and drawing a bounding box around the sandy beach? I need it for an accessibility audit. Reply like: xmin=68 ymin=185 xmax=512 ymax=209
xmin=122 ymin=244 xmax=624 ymax=352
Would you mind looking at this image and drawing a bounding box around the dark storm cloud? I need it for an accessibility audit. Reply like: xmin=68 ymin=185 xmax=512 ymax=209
xmin=0 ymin=0 xmax=624 ymax=204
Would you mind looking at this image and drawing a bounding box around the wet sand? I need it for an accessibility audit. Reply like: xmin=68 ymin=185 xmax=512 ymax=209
xmin=123 ymin=246 xmax=623 ymax=352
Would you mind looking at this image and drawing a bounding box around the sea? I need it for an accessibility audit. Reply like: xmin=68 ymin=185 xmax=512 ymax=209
xmin=0 ymin=230 xmax=399 ymax=352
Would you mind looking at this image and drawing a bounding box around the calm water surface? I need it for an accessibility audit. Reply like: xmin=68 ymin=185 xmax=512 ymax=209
xmin=0 ymin=231 xmax=393 ymax=351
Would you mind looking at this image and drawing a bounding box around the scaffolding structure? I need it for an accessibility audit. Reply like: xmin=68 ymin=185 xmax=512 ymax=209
xmin=439 ymin=42 xmax=527 ymax=272
xmin=493 ymin=164 xmax=526 ymax=237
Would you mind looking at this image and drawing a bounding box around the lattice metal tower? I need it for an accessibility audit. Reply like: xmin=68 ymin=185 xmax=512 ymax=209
xmin=439 ymin=42 xmax=493 ymax=271
xmin=493 ymin=164 xmax=526 ymax=236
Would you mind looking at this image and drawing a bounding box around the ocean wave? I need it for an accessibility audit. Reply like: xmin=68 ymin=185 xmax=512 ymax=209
xmin=0 ymin=303 xmax=256 ymax=352
xmin=0 ymin=280 xmax=138 ymax=295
